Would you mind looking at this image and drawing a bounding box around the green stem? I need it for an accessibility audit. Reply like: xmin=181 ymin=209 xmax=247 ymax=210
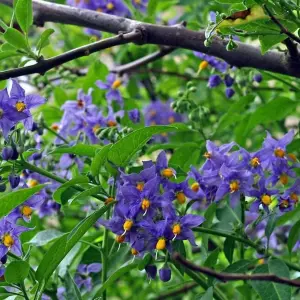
xmin=20 ymin=281 xmax=29 ymax=300
xmin=101 ymin=210 xmax=110 ymax=300
xmin=263 ymin=71 xmax=300 ymax=92
xmin=42 ymin=122 xmax=69 ymax=144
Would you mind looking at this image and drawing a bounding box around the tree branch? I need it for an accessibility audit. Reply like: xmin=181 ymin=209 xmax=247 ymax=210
xmin=154 ymin=282 xmax=197 ymax=300
xmin=173 ymin=253 xmax=300 ymax=288
xmin=1 ymin=0 xmax=300 ymax=78
xmin=0 ymin=30 xmax=142 ymax=80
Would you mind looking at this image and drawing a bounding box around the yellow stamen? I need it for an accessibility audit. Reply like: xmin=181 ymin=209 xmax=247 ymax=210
xmin=15 ymin=102 xmax=26 ymax=112
xmin=131 ymin=248 xmax=138 ymax=256
xmin=136 ymin=182 xmax=144 ymax=192
xmin=51 ymin=124 xmax=59 ymax=131
xmin=123 ymin=220 xmax=133 ymax=231
xmin=77 ymin=99 xmax=85 ymax=108
xmin=168 ymin=116 xmax=175 ymax=124
xmin=150 ymin=121 xmax=156 ymax=126
xmin=250 ymin=157 xmax=260 ymax=167
xmin=106 ymin=2 xmax=114 ymax=10
xmin=229 ymin=180 xmax=240 ymax=193
xmin=279 ymin=174 xmax=288 ymax=185
xmin=172 ymin=224 xmax=181 ymax=235
xmin=111 ymin=79 xmax=122 ymax=89
xmin=27 ymin=179 xmax=39 ymax=188
xmin=93 ymin=124 xmax=101 ymax=133
xmin=199 ymin=61 xmax=209 ymax=71
xmin=288 ymin=153 xmax=297 ymax=162
xmin=21 ymin=205 xmax=33 ymax=218
xmin=141 ymin=199 xmax=150 ymax=211
xmin=261 ymin=194 xmax=272 ymax=206
xmin=107 ymin=120 xmax=117 ymax=127
xmin=161 ymin=168 xmax=174 ymax=178
xmin=156 ymin=238 xmax=166 ymax=250
xmin=2 ymin=234 xmax=14 ymax=248
xmin=274 ymin=148 xmax=285 ymax=158
xmin=96 ymin=8 xmax=103 ymax=12
xmin=191 ymin=182 xmax=200 ymax=192
xmin=290 ymin=193 xmax=298 ymax=203
xmin=176 ymin=192 xmax=186 ymax=205
xmin=258 ymin=258 xmax=264 ymax=265
xmin=134 ymin=0 xmax=141 ymax=3
xmin=105 ymin=197 xmax=114 ymax=205
xmin=161 ymin=132 xmax=168 ymax=137
xmin=150 ymin=110 xmax=156 ymax=117
xmin=116 ymin=235 xmax=125 ymax=243
xmin=280 ymin=200 xmax=289 ymax=209
xmin=204 ymin=152 xmax=212 ymax=159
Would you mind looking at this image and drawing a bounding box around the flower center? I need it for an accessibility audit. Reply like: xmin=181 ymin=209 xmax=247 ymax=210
xmin=123 ymin=220 xmax=133 ymax=231
xmin=141 ymin=199 xmax=150 ymax=211
xmin=131 ymin=248 xmax=138 ymax=256
xmin=115 ymin=235 xmax=125 ymax=243
xmin=172 ymin=224 xmax=181 ymax=235
xmin=176 ymin=192 xmax=186 ymax=205
xmin=191 ymin=182 xmax=200 ymax=192
xmin=290 ymin=193 xmax=298 ymax=203
xmin=279 ymin=173 xmax=288 ymax=185
xmin=77 ymin=99 xmax=85 ymax=108
xmin=105 ymin=197 xmax=114 ymax=205
xmin=199 ymin=61 xmax=209 ymax=71
xmin=96 ymin=8 xmax=103 ymax=12
xmin=107 ymin=120 xmax=117 ymax=127
xmin=150 ymin=110 xmax=156 ymax=117
xmin=106 ymin=2 xmax=114 ymax=10
xmin=93 ymin=124 xmax=101 ymax=133
xmin=27 ymin=179 xmax=39 ymax=188
xmin=51 ymin=123 xmax=59 ymax=131
xmin=261 ymin=194 xmax=272 ymax=206
xmin=274 ymin=148 xmax=285 ymax=158
xmin=156 ymin=238 xmax=166 ymax=250
xmin=250 ymin=157 xmax=260 ymax=167
xmin=134 ymin=0 xmax=141 ymax=3
xmin=204 ymin=152 xmax=212 ymax=159
xmin=168 ymin=116 xmax=175 ymax=124
xmin=280 ymin=200 xmax=289 ymax=209
xmin=136 ymin=182 xmax=144 ymax=192
xmin=15 ymin=101 xmax=26 ymax=112
xmin=2 ymin=234 xmax=14 ymax=248
xmin=229 ymin=180 xmax=240 ymax=193
xmin=111 ymin=79 xmax=122 ymax=89
xmin=288 ymin=153 xmax=297 ymax=162
xmin=161 ymin=168 xmax=174 ymax=178
xmin=22 ymin=205 xmax=33 ymax=217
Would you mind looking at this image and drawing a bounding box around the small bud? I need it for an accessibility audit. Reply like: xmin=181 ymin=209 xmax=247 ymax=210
xmin=204 ymin=39 xmax=212 ymax=47
xmin=253 ymin=73 xmax=263 ymax=83
xmin=159 ymin=266 xmax=171 ymax=282
xmin=9 ymin=174 xmax=20 ymax=189
xmin=186 ymin=81 xmax=194 ymax=88
xmin=188 ymin=87 xmax=197 ymax=93
xmin=145 ymin=265 xmax=157 ymax=280
xmin=177 ymin=91 xmax=184 ymax=98
xmin=225 ymin=88 xmax=235 ymax=99
xmin=0 ymin=184 xmax=6 ymax=193
xmin=2 ymin=147 xmax=18 ymax=161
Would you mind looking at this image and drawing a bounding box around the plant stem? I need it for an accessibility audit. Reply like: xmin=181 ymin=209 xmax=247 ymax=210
xmin=42 ymin=122 xmax=69 ymax=144
xmin=20 ymin=281 xmax=29 ymax=300
xmin=101 ymin=209 xmax=110 ymax=300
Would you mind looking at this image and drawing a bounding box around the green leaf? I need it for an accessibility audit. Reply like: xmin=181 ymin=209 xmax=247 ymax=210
xmin=64 ymin=271 xmax=82 ymax=300
xmin=27 ymin=229 xmax=64 ymax=247
xmin=148 ymin=0 xmax=158 ymax=16
xmin=0 ymin=184 xmax=45 ymax=218
xmin=204 ymin=248 xmax=219 ymax=268
xmin=69 ymin=185 xmax=103 ymax=205
xmin=37 ymin=28 xmax=54 ymax=52
xmin=3 ymin=28 xmax=28 ymax=50
xmin=53 ymin=176 xmax=89 ymax=204
xmin=107 ymin=125 xmax=178 ymax=167
xmin=91 ymin=144 xmax=112 ymax=177
xmin=0 ymin=50 xmax=22 ymax=61
xmin=287 ymin=219 xmax=300 ymax=253
xmin=265 ymin=213 xmax=277 ymax=245
xmin=50 ymin=144 xmax=101 ymax=157
xmin=15 ymin=0 xmax=33 ymax=33
xmin=94 ymin=262 xmax=139 ymax=297
xmin=223 ymin=260 xmax=252 ymax=273
xmin=224 ymin=237 xmax=235 ymax=264
xmin=36 ymin=202 xmax=114 ymax=285
xmin=251 ymin=259 xmax=291 ymax=300
xmin=5 ymin=261 xmax=30 ymax=284
xmin=200 ymin=287 xmax=213 ymax=300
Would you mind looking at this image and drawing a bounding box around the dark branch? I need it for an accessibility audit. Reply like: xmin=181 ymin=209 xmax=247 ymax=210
xmin=0 ymin=31 xmax=142 ymax=80
xmin=173 ymin=253 xmax=300 ymax=288
xmin=263 ymin=5 xmax=300 ymax=46
xmin=154 ymin=282 xmax=197 ymax=300
xmin=1 ymin=0 xmax=300 ymax=78
xmin=111 ymin=47 xmax=175 ymax=75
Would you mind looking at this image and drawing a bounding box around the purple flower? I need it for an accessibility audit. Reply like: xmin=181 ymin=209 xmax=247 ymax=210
xmin=8 ymin=174 xmax=20 ymax=189
xmin=164 ymin=180 xmax=197 ymax=205
xmin=208 ymin=75 xmax=222 ymax=88
xmin=145 ymin=264 xmax=157 ymax=280
xmin=128 ymin=108 xmax=140 ymax=123
xmin=7 ymin=79 xmax=45 ymax=130
xmin=132 ymin=0 xmax=148 ymax=12
xmin=215 ymin=164 xmax=253 ymax=207
xmin=224 ymin=74 xmax=234 ymax=87
xmin=194 ymin=52 xmax=228 ymax=73
xmin=225 ymin=88 xmax=235 ymax=99
xmin=282 ymin=179 xmax=300 ymax=205
xmin=2 ymin=146 xmax=19 ymax=160
xmin=96 ymin=74 xmax=124 ymax=107
xmin=59 ymin=153 xmax=84 ymax=171
xmin=75 ymin=263 xmax=102 ymax=291
xmin=253 ymin=73 xmax=263 ymax=83
xmin=155 ymin=151 xmax=176 ymax=179
xmin=159 ymin=266 xmax=171 ymax=282
xmin=249 ymin=178 xmax=278 ymax=213
xmin=0 ymin=218 xmax=30 ymax=258
xmin=95 ymin=0 xmax=129 ymax=16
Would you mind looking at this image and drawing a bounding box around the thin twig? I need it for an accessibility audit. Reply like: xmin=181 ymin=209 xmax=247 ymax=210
xmin=173 ymin=253 xmax=300 ymax=288
xmin=154 ymin=282 xmax=197 ymax=300
xmin=0 ymin=30 xmax=142 ymax=80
